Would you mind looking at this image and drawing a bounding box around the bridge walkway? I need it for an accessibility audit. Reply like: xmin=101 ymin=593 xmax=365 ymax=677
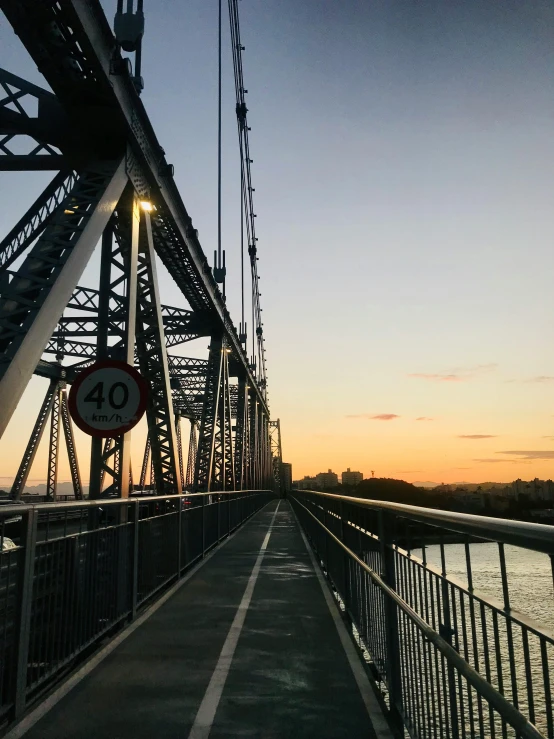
xmin=9 ymin=500 xmax=392 ymax=739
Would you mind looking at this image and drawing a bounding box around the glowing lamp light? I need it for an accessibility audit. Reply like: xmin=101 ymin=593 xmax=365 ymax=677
xmin=140 ymin=201 xmax=153 ymax=212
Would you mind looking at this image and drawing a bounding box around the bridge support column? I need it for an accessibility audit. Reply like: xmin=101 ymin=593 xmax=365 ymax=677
xmin=10 ymin=379 xmax=58 ymax=500
xmin=136 ymin=209 xmax=182 ymax=495
xmin=89 ymin=189 xmax=138 ymax=499
xmin=194 ymin=336 xmax=235 ymax=492
xmin=249 ymin=394 xmax=259 ymax=488
xmin=234 ymin=377 xmax=249 ymax=489
xmin=185 ymin=420 xmax=198 ymax=491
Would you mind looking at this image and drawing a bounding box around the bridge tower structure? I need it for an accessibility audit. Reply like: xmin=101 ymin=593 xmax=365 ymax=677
xmin=0 ymin=0 xmax=275 ymax=498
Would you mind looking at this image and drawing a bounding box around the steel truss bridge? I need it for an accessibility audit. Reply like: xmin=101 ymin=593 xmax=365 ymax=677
xmin=0 ymin=4 xmax=553 ymax=739
xmin=0 ymin=0 xmax=284 ymax=501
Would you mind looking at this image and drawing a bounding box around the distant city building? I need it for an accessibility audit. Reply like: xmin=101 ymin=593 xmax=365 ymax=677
xmin=315 ymin=469 xmax=338 ymax=488
xmin=342 ymin=468 xmax=363 ymax=486
xmin=295 ymin=476 xmax=317 ymax=490
xmin=281 ymin=463 xmax=292 ymax=492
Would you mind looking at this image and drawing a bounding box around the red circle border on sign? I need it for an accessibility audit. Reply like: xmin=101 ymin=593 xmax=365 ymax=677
xmin=68 ymin=360 xmax=149 ymax=438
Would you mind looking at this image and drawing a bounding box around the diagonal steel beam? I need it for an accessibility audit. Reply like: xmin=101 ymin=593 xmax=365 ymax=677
xmin=9 ymin=379 xmax=59 ymax=500
xmin=0 ymin=157 xmax=127 ymax=438
xmin=0 ymin=170 xmax=78 ymax=270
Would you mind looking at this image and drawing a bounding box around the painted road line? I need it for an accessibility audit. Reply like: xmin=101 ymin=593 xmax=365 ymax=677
xmin=187 ymin=501 xmax=281 ymax=739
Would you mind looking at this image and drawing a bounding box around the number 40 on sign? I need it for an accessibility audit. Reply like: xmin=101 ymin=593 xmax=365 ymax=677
xmin=68 ymin=360 xmax=148 ymax=437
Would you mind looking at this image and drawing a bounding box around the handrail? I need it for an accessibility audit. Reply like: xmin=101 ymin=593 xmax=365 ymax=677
xmin=0 ymin=488 xmax=275 ymax=721
xmin=0 ymin=490 xmax=274 ymax=515
xmin=293 ymin=489 xmax=554 ymax=554
xmin=292 ymin=494 xmax=546 ymax=739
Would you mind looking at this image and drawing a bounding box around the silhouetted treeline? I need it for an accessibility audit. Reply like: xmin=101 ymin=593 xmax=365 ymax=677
xmin=341 ymin=478 xmax=439 ymax=507
xmin=323 ymin=478 xmax=553 ymax=522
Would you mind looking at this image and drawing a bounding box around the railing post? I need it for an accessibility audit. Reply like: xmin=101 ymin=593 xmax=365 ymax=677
xmin=130 ymin=500 xmax=139 ymax=620
xmin=201 ymin=494 xmax=206 ymax=557
xmin=177 ymin=497 xmax=183 ymax=576
xmin=440 ymin=553 xmax=460 ymax=738
xmin=323 ymin=504 xmax=329 ymax=572
xmin=378 ymin=510 xmax=404 ymax=732
xmin=14 ymin=508 xmax=37 ymax=718
xmin=116 ymin=502 xmax=129 ymax=617
xmin=339 ymin=500 xmax=349 ymax=613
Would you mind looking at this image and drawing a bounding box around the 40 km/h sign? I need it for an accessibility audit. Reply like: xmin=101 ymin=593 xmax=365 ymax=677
xmin=68 ymin=360 xmax=148 ymax=437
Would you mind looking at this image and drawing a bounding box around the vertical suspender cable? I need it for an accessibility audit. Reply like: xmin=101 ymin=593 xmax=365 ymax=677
xmin=228 ymin=0 xmax=268 ymax=393
xmin=241 ymin=169 xmax=245 ymax=333
xmin=218 ymin=0 xmax=224 ymax=296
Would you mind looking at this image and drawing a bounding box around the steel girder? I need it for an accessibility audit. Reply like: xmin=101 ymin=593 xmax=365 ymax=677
xmin=46 ymin=383 xmax=62 ymax=500
xmin=9 ymin=377 xmax=82 ymax=500
xmin=194 ymin=337 xmax=236 ymax=492
xmin=0 ymin=143 xmax=65 ymax=171
xmin=0 ymin=0 xmax=267 ymax=415
xmin=10 ymin=379 xmax=58 ymax=500
xmin=51 ymin=310 xmax=204 ymax=346
xmin=269 ymin=419 xmax=283 ymax=492
xmin=139 ymin=437 xmax=151 ymax=490
xmin=245 ymin=398 xmax=271 ymax=490
xmin=60 ymin=387 xmax=83 ymax=499
xmin=135 ymin=211 xmax=181 ymax=495
xmin=43 ymin=282 xmax=207 ymax=358
xmin=234 ymin=379 xmax=249 ymax=489
xmin=175 ymin=414 xmax=185 ymax=491
xmin=249 ymin=394 xmax=259 ymax=489
xmin=186 ymin=421 xmax=198 ymax=490
xmin=0 ymin=158 xmax=127 ymax=437
xmin=0 ymin=68 xmax=67 ymax=170
xmin=88 ymin=201 xmax=138 ymax=499
xmin=0 ymin=171 xmax=78 ymax=270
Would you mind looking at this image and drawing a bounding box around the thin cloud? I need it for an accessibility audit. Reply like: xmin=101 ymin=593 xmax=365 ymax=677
xmin=409 ymin=364 xmax=497 ymax=383
xmin=346 ymin=413 xmax=400 ymax=421
xmin=474 ymin=458 xmax=520 ymax=464
xmin=458 ymin=434 xmax=497 ymax=439
xmin=524 ymin=376 xmax=554 ymax=383
xmin=542 ymin=436 xmax=554 ymax=440
xmin=409 ymin=373 xmax=463 ymax=383
xmin=416 ymin=417 xmax=434 ymax=421
xmin=498 ymin=450 xmax=554 ymax=460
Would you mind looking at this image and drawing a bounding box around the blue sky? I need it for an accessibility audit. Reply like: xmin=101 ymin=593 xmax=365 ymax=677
xmin=2 ymin=1 xmax=554 ymax=485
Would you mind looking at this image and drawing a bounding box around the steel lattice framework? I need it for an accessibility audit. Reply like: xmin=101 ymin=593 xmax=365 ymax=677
xmin=0 ymin=0 xmax=276 ymax=498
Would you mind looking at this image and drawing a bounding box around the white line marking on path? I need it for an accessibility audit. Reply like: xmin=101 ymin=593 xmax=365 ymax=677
xmin=294 ymin=508 xmax=395 ymax=739
xmin=187 ymin=501 xmax=281 ymax=739
xmin=5 ymin=506 xmax=272 ymax=739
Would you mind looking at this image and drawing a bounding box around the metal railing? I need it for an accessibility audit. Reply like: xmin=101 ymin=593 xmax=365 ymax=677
xmin=0 ymin=489 xmax=274 ymax=725
xmin=290 ymin=490 xmax=554 ymax=739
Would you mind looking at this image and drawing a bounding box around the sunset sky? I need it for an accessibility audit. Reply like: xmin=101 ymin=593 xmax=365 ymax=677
xmin=2 ymin=1 xmax=554 ymax=487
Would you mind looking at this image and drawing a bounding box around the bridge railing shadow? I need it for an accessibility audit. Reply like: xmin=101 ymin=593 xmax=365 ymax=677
xmin=290 ymin=490 xmax=554 ymax=739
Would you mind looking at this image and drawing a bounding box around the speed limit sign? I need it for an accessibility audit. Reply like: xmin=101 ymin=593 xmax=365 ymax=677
xmin=68 ymin=360 xmax=148 ymax=437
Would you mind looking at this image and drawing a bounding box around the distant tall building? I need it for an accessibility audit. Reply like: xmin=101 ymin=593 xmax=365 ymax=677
xmin=281 ymin=463 xmax=292 ymax=492
xmin=342 ymin=468 xmax=363 ymax=486
xmin=315 ymin=469 xmax=338 ymax=488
